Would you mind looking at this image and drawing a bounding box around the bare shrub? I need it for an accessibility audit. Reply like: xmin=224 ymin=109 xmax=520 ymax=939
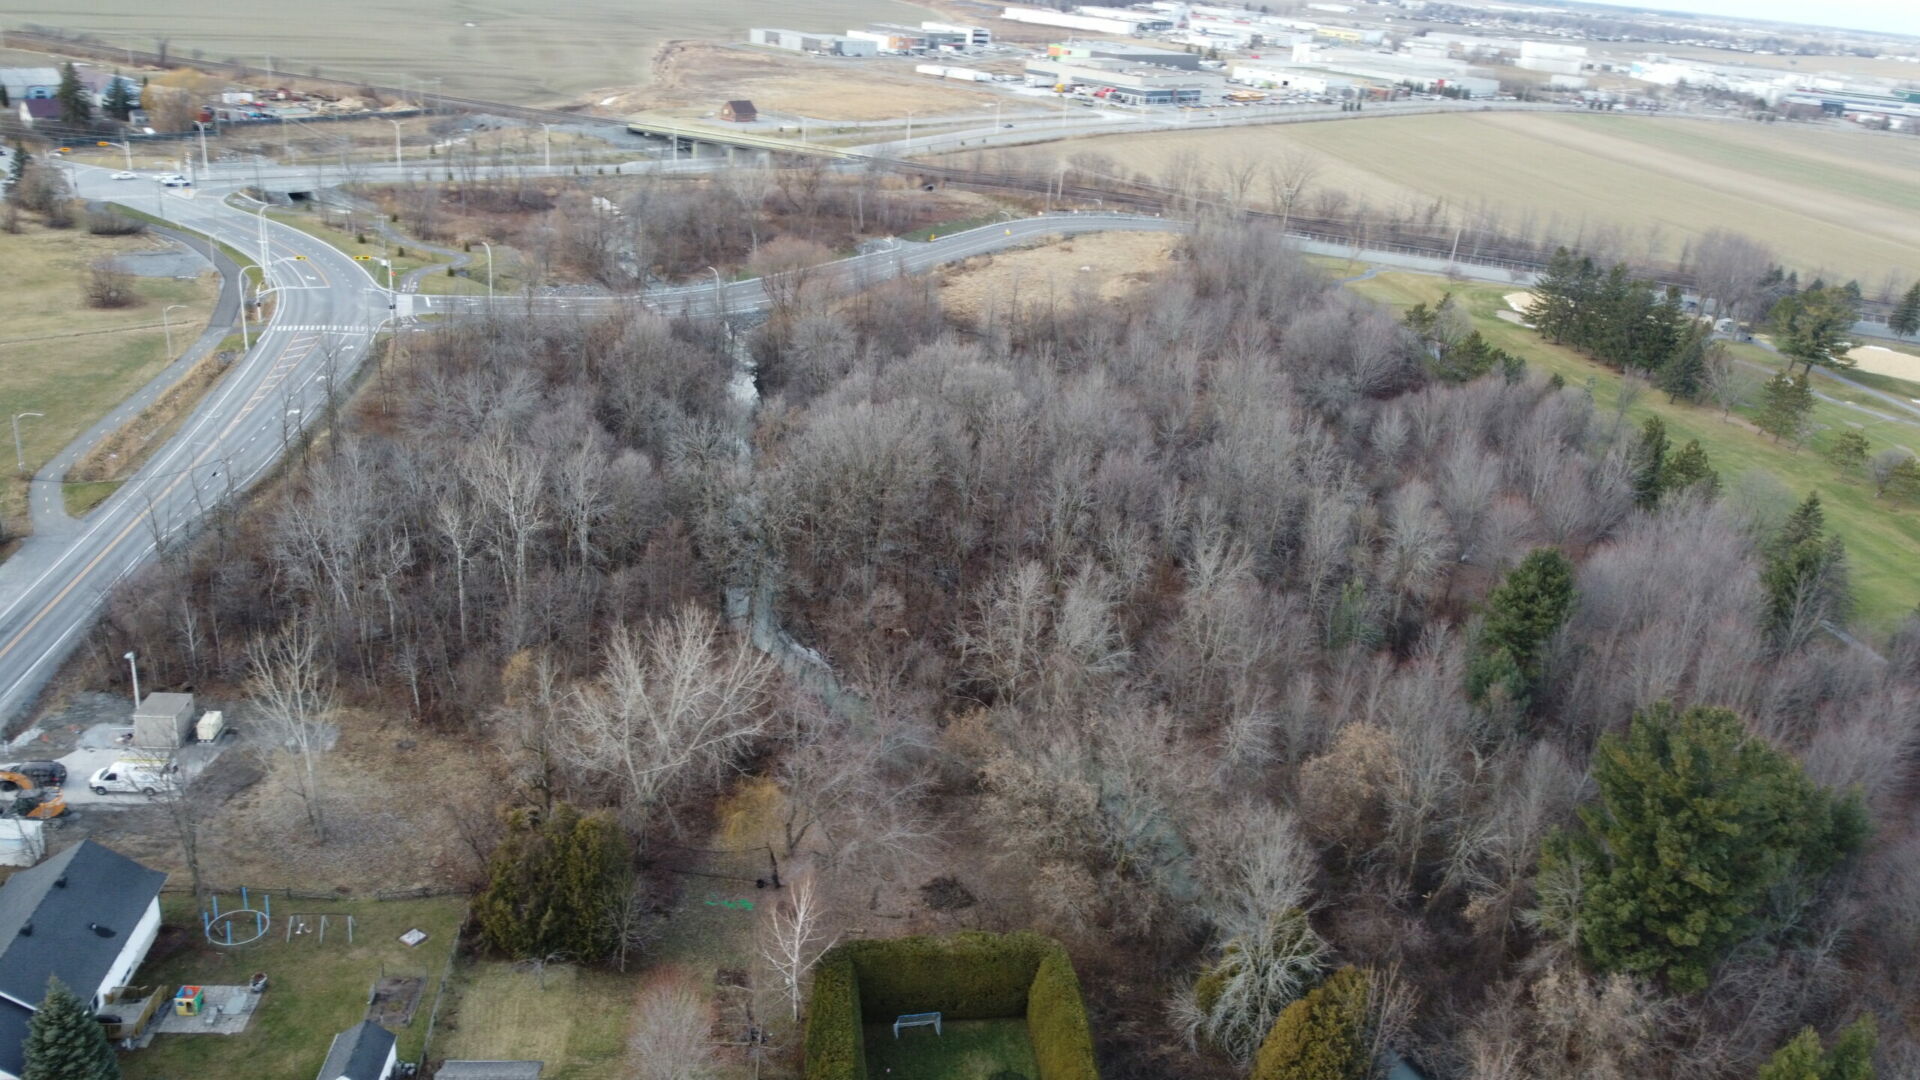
xmin=85 ymin=208 xmax=146 ymax=236
xmin=84 ymin=259 xmax=139 ymax=309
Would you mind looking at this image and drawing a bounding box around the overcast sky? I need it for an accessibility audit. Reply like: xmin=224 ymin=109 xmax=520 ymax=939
xmin=1579 ymin=0 xmax=1920 ymax=38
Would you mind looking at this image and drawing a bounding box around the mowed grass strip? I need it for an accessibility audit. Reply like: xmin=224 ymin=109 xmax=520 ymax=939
xmin=432 ymin=962 xmax=630 ymax=1080
xmin=0 ymin=220 xmax=217 ymax=537
xmin=119 ymin=895 xmax=464 ymax=1080
xmin=1344 ymin=272 xmax=1920 ymax=635
xmin=863 ymin=1018 xmax=1042 ymax=1080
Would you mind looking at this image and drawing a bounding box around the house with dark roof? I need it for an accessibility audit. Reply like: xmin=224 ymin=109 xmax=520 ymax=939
xmin=316 ymin=1020 xmax=397 ymax=1080
xmin=16 ymin=99 xmax=62 ymax=129
xmin=0 ymin=840 xmax=167 ymax=1080
xmin=720 ymin=99 xmax=758 ymax=122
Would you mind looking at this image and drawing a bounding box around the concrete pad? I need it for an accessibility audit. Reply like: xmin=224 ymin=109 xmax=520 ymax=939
xmin=55 ymin=724 xmax=233 ymax=809
xmin=144 ymin=985 xmax=262 ymax=1038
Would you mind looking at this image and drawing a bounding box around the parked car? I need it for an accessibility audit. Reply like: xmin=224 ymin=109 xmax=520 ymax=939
xmin=0 ymin=760 xmax=67 ymax=790
xmin=88 ymin=761 xmax=176 ymax=796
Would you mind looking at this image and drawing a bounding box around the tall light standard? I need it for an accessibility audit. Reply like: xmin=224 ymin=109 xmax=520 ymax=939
xmin=387 ymin=118 xmax=404 ymax=176
xmin=706 ymin=264 xmax=723 ymax=315
xmin=904 ymin=109 xmax=913 ymax=154
xmin=123 ymin=651 xmax=141 ymax=708
xmin=11 ymin=412 xmax=44 ymax=473
xmin=480 ymin=241 xmax=494 ymax=299
xmin=193 ymin=120 xmax=211 ymax=176
xmin=97 ymin=139 xmax=132 ymax=170
xmin=162 ymin=304 xmax=187 ymax=355
xmin=539 ymin=123 xmax=554 ymax=170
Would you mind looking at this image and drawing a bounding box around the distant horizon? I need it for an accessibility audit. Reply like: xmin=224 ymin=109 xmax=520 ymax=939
xmin=1573 ymin=0 xmax=1920 ymax=39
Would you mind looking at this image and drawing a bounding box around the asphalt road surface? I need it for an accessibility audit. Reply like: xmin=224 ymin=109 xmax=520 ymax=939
xmin=0 ymin=166 xmax=391 ymax=725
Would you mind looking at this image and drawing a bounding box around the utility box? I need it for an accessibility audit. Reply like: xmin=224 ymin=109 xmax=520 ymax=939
xmin=133 ymin=692 xmax=196 ymax=750
xmin=196 ymin=710 xmax=226 ymax=743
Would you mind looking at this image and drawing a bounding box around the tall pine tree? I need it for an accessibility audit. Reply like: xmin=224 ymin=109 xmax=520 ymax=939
xmin=55 ymin=62 xmax=91 ymax=128
xmin=1768 ymin=286 xmax=1858 ymax=374
xmin=1756 ymin=1014 xmax=1876 ymax=1080
xmin=1891 ymin=281 xmax=1920 ymax=339
xmin=102 ymin=73 xmax=133 ymax=122
xmin=1756 ymin=371 xmax=1814 ymax=446
xmin=23 ymin=977 xmax=120 ymax=1080
xmin=1465 ymin=548 xmax=1575 ymax=711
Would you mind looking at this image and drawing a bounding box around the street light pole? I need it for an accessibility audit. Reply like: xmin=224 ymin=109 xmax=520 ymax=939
xmin=162 ymin=304 xmax=187 ymax=355
xmin=193 ymin=120 xmax=211 ymax=176
xmin=387 ymin=119 xmax=403 ymax=176
xmin=123 ymin=651 xmax=141 ymax=708
xmin=12 ymin=412 xmax=44 ymax=473
xmin=905 ymin=109 xmax=913 ymax=154
xmin=540 ymin=123 xmax=553 ymax=170
xmin=706 ymin=265 xmax=723 ymax=315
xmin=480 ymin=241 xmax=494 ymax=299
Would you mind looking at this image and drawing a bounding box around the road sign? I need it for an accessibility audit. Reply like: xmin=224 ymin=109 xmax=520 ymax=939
xmin=353 ymin=255 xmax=374 ymax=261
xmin=293 ymin=255 xmax=307 ymax=260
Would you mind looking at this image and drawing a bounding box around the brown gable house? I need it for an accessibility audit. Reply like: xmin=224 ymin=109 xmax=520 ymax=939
xmin=720 ymin=99 xmax=757 ymax=122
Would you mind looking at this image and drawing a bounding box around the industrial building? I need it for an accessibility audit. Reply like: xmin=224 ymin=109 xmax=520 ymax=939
xmin=1229 ymin=64 xmax=1353 ymax=95
xmin=1025 ymin=57 xmax=1224 ymax=104
xmin=922 ymin=21 xmax=993 ymax=47
xmin=1516 ymin=41 xmax=1588 ymax=77
xmin=1001 ymin=6 xmax=1159 ymax=36
xmin=1049 ymin=41 xmax=1205 ymax=70
xmin=749 ymin=28 xmax=878 ymax=56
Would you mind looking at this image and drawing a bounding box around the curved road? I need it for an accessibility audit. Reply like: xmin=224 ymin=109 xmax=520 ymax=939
xmin=0 ymin=166 xmax=390 ymax=726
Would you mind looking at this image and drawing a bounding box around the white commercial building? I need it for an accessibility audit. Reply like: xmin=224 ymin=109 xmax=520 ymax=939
xmin=1230 ymin=64 xmax=1351 ymax=94
xmin=922 ymin=21 xmax=993 ymax=46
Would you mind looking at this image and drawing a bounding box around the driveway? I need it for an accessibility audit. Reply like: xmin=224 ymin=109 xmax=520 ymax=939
xmin=53 ymin=723 xmax=233 ymax=809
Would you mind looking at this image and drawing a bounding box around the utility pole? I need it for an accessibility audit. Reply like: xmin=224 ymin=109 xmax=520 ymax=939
xmin=540 ymin=123 xmax=553 ymax=170
xmin=387 ymin=118 xmax=403 ymax=176
xmin=480 ymin=241 xmax=493 ymax=299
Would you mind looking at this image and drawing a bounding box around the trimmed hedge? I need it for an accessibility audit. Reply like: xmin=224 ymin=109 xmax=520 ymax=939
xmin=803 ymin=931 xmax=1099 ymax=1080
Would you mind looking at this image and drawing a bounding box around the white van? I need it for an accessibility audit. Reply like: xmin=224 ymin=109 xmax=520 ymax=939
xmin=88 ymin=761 xmax=176 ymax=796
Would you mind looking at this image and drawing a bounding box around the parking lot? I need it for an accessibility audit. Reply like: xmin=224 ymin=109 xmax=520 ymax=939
xmin=46 ymin=723 xmax=232 ymax=809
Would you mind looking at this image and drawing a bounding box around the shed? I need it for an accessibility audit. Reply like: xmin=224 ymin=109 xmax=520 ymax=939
xmin=132 ymin=692 xmax=196 ymax=750
xmin=435 ymin=1063 xmax=544 ymax=1080
xmin=720 ymin=99 xmax=758 ymax=122
xmin=315 ymin=1020 xmax=396 ymax=1080
xmin=16 ymin=99 xmax=61 ymax=129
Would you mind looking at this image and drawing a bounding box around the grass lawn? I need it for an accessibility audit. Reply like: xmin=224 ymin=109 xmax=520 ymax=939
xmin=0 ymin=218 xmax=219 ymax=541
xmin=1344 ymin=271 xmax=1920 ymax=636
xmin=263 ymin=208 xmax=461 ymax=288
xmin=432 ymin=962 xmax=631 ymax=1080
xmin=864 ymin=1018 xmax=1041 ymax=1080
xmin=63 ymin=480 xmax=122 ymax=516
xmin=119 ymin=895 xmax=465 ymax=1080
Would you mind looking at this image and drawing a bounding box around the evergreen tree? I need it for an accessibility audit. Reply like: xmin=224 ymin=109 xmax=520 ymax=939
xmin=474 ymin=802 xmax=632 ymax=961
xmin=1824 ymin=431 xmax=1870 ymax=477
xmin=102 ymin=73 xmax=132 ymax=122
xmin=1757 ymin=1014 xmax=1877 ymax=1080
xmin=1249 ymin=968 xmax=1373 ymax=1080
xmin=1768 ymin=286 xmax=1858 ymax=374
xmin=1891 ymin=281 xmax=1920 ymax=339
xmin=1662 ymin=439 xmax=1720 ymax=500
xmin=23 ymin=977 xmax=120 ymax=1080
xmin=1541 ymin=703 xmax=1868 ymax=994
xmin=1884 ymin=455 xmax=1920 ymax=502
xmin=1756 ymin=371 xmax=1815 ymax=446
xmin=0 ymin=82 xmax=10 ymax=108
xmin=1763 ymin=492 xmax=1853 ymax=644
xmin=1465 ymin=548 xmax=1575 ymax=711
xmin=1657 ymin=326 xmax=1711 ymax=402
xmin=54 ymin=62 xmax=91 ymax=128
xmin=10 ymin=139 xmax=31 ymax=186
xmin=1527 ymin=248 xmax=1585 ymax=343
xmin=1629 ymin=416 xmax=1669 ymax=509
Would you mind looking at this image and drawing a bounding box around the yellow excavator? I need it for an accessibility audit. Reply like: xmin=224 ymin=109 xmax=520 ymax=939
xmin=0 ymin=769 xmax=67 ymax=820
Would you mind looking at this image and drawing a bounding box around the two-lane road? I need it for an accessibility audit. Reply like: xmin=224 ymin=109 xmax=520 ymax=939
xmin=0 ymin=169 xmax=389 ymax=727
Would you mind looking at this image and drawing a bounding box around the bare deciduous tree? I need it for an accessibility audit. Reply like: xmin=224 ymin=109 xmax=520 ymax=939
xmin=246 ymin=621 xmax=337 ymax=839
xmin=761 ymin=876 xmax=837 ymax=1021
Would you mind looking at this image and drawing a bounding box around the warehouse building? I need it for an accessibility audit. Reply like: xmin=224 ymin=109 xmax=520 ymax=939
xmin=1002 ymin=6 xmax=1153 ymax=36
xmin=749 ymin=28 xmax=878 ymax=56
xmin=1025 ymin=57 xmax=1224 ymax=104
xmin=1049 ymin=41 xmax=1205 ymax=70
xmin=922 ymin=21 xmax=993 ymax=46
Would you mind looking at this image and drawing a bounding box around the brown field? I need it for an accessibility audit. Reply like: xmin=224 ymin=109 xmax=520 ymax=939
xmin=933 ymin=230 xmax=1179 ymax=325
xmin=0 ymin=0 xmax=935 ymax=104
xmin=980 ymin=111 xmax=1920 ymax=284
xmin=612 ymin=40 xmax=1004 ymax=123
